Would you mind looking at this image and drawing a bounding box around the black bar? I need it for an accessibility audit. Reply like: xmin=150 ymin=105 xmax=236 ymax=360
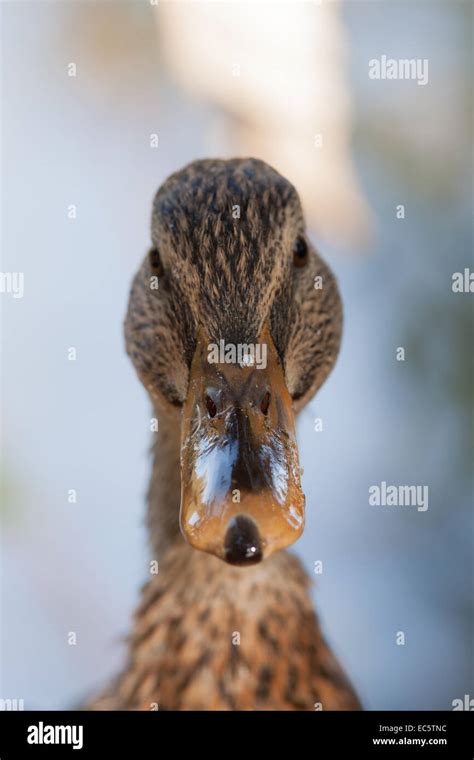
xmin=0 ymin=710 xmax=472 ymax=757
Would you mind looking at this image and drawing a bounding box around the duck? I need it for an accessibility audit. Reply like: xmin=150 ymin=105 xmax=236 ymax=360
xmin=88 ymin=157 xmax=361 ymax=711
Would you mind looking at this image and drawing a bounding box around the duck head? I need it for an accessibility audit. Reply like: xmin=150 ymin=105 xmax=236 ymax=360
xmin=125 ymin=158 xmax=342 ymax=565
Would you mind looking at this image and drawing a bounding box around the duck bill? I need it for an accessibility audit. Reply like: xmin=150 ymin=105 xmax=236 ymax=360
xmin=180 ymin=325 xmax=305 ymax=565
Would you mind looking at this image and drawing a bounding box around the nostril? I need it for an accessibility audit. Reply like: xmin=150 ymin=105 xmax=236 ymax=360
xmin=205 ymin=395 xmax=217 ymax=418
xmin=260 ymin=391 xmax=271 ymax=416
xmin=224 ymin=516 xmax=263 ymax=566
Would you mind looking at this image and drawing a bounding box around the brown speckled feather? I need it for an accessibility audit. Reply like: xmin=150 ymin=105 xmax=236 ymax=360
xmin=89 ymin=541 xmax=359 ymax=711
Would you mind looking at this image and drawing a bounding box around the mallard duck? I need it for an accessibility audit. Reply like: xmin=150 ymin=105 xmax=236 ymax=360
xmin=89 ymin=158 xmax=360 ymax=710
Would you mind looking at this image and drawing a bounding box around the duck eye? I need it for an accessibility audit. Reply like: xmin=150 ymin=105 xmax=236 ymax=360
xmin=205 ymin=395 xmax=217 ymax=418
xmin=149 ymin=247 xmax=164 ymax=277
xmin=293 ymin=236 xmax=308 ymax=268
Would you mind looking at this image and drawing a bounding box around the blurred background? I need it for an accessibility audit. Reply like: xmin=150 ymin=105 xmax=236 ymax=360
xmin=1 ymin=0 xmax=472 ymax=710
